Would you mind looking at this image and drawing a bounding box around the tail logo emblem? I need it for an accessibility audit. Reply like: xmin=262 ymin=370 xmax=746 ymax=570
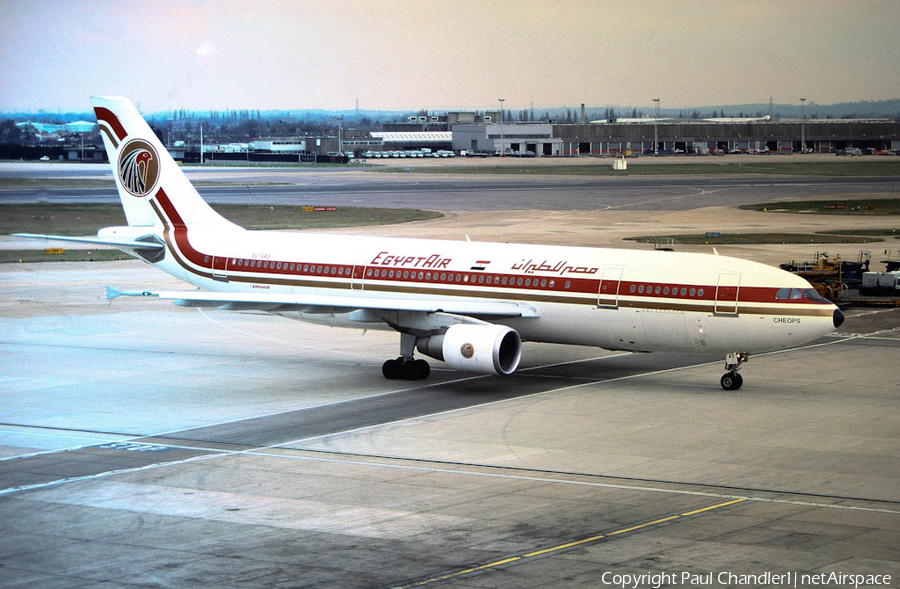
xmin=118 ymin=139 xmax=160 ymax=197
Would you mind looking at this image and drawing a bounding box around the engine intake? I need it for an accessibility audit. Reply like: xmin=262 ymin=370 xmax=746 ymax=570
xmin=417 ymin=324 xmax=522 ymax=376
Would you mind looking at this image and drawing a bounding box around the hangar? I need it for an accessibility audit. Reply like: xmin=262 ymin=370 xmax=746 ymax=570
xmin=452 ymin=123 xmax=562 ymax=156
xmin=552 ymin=118 xmax=900 ymax=156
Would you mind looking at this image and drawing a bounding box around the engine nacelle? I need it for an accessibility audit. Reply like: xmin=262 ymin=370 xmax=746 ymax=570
xmin=417 ymin=324 xmax=522 ymax=376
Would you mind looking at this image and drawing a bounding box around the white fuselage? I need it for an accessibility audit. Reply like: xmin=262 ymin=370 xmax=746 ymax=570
xmin=148 ymin=207 xmax=837 ymax=356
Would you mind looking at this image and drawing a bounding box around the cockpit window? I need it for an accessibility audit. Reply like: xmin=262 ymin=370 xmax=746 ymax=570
xmin=775 ymin=288 xmax=790 ymax=300
xmin=802 ymin=288 xmax=830 ymax=303
xmin=790 ymin=288 xmax=803 ymax=300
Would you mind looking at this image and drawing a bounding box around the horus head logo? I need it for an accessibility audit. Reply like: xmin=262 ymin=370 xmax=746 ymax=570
xmin=460 ymin=343 xmax=474 ymax=359
xmin=117 ymin=139 xmax=160 ymax=197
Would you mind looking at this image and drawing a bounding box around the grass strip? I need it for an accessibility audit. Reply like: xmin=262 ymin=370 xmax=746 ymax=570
xmin=1 ymin=203 xmax=442 ymax=237
xmin=0 ymin=249 xmax=128 ymax=264
xmin=625 ymin=233 xmax=885 ymax=245
xmin=740 ymin=198 xmax=900 ymax=215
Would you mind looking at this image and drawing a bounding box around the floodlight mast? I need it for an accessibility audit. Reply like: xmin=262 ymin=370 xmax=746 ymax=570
xmin=800 ymin=98 xmax=807 ymax=153
xmin=652 ymin=98 xmax=660 ymax=155
xmin=498 ymin=98 xmax=505 ymax=156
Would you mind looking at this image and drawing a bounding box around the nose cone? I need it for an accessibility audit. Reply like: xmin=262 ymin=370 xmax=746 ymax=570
xmin=833 ymin=308 xmax=845 ymax=329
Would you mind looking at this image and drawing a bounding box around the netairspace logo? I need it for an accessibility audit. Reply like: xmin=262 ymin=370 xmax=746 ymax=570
xmin=600 ymin=571 xmax=892 ymax=588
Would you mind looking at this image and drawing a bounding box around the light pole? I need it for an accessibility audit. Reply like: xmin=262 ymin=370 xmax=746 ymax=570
xmin=498 ymin=98 xmax=505 ymax=156
xmin=799 ymin=98 xmax=807 ymax=153
xmin=652 ymin=98 xmax=660 ymax=155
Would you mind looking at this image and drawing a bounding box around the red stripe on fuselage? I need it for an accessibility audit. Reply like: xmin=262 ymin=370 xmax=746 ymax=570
xmin=154 ymin=187 xmax=211 ymax=269
xmin=93 ymin=107 xmax=128 ymax=141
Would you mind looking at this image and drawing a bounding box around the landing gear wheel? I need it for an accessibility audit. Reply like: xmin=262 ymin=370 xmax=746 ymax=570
xmin=720 ymin=372 xmax=743 ymax=391
xmin=406 ymin=359 xmax=430 ymax=380
xmin=720 ymin=352 xmax=747 ymax=391
xmin=382 ymin=358 xmax=403 ymax=380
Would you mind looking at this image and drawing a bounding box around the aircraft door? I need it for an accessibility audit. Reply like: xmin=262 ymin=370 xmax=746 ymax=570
xmin=351 ymin=263 xmax=367 ymax=290
xmin=714 ymin=273 xmax=741 ymax=315
xmin=211 ymin=243 xmax=230 ymax=282
xmin=597 ymin=267 xmax=624 ymax=308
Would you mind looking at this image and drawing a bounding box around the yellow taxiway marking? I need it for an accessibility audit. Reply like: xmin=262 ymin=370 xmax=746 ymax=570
xmin=393 ymin=498 xmax=747 ymax=588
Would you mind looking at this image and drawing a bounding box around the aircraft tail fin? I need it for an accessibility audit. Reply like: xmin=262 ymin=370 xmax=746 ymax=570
xmin=91 ymin=96 xmax=235 ymax=230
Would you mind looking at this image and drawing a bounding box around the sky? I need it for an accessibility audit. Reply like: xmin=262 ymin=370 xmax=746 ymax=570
xmin=1 ymin=0 xmax=899 ymax=114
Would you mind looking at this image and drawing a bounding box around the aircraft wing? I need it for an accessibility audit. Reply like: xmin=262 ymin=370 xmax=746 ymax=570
xmin=107 ymin=287 xmax=539 ymax=318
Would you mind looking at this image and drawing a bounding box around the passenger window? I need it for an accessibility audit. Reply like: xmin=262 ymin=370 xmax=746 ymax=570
xmin=655 ymin=286 xmax=661 ymax=295
xmin=663 ymin=287 xmax=670 ymax=295
xmin=630 ymin=284 xmax=636 ymax=293
xmin=680 ymin=287 xmax=687 ymax=296
xmin=698 ymin=289 xmax=704 ymax=297
xmin=638 ymin=285 xmax=644 ymax=294
xmin=502 ymin=277 xmax=508 ymax=285
xmin=565 ymin=280 xmax=571 ymax=289
xmin=689 ymin=288 xmax=696 ymax=297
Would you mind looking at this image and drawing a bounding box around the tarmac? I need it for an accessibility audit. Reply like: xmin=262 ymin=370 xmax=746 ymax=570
xmin=1 ymin=163 xmax=899 ymax=588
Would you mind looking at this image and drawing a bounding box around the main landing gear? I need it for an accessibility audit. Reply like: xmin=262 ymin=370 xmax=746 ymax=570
xmin=382 ymin=357 xmax=430 ymax=380
xmin=720 ymin=352 xmax=748 ymax=391
xmin=382 ymin=333 xmax=431 ymax=381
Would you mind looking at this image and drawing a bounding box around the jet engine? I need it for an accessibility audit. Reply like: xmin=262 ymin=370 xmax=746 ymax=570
xmin=417 ymin=324 xmax=522 ymax=376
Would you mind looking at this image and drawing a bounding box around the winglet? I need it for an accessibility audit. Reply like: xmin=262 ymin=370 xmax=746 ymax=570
xmin=106 ymin=286 xmax=123 ymax=300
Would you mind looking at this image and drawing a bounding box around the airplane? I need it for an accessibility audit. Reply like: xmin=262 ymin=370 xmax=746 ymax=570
xmin=16 ymin=96 xmax=844 ymax=390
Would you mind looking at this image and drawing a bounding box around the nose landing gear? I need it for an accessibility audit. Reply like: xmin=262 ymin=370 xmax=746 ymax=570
xmin=721 ymin=352 xmax=748 ymax=390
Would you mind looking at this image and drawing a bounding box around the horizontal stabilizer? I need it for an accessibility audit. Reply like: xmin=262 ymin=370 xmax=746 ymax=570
xmin=106 ymin=286 xmax=155 ymax=300
xmin=14 ymin=233 xmax=165 ymax=250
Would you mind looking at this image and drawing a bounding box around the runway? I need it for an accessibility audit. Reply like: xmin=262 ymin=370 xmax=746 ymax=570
xmin=1 ymin=164 xmax=899 ymax=587
xmin=2 ymin=162 xmax=898 ymax=211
